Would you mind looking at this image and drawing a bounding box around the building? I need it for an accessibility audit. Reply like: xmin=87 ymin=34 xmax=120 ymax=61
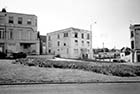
xmin=46 ymin=27 xmax=93 ymax=59
xmin=0 ymin=8 xmax=40 ymax=54
xmin=130 ymin=24 xmax=140 ymax=62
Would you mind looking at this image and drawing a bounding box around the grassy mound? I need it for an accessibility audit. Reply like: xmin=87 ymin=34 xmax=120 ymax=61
xmin=13 ymin=58 xmax=140 ymax=77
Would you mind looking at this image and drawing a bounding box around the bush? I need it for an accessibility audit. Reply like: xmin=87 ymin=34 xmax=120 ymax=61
xmin=12 ymin=52 xmax=27 ymax=59
xmin=0 ymin=52 xmax=6 ymax=59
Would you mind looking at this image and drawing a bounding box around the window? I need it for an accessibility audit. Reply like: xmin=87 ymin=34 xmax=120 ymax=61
xmin=131 ymin=31 xmax=134 ymax=38
xmin=35 ymin=19 xmax=37 ymax=26
xmin=74 ymin=49 xmax=78 ymax=54
xmin=81 ymin=33 xmax=84 ymax=39
xmin=9 ymin=29 xmax=13 ymax=39
xmin=57 ymin=41 xmax=60 ymax=46
xmin=57 ymin=34 xmax=60 ymax=39
xmin=0 ymin=28 xmax=4 ymax=39
xmin=67 ymin=48 xmax=69 ymax=54
xmin=48 ymin=36 xmax=51 ymax=41
xmin=27 ymin=19 xmax=31 ymax=25
xmin=64 ymin=43 xmax=66 ymax=46
xmin=48 ymin=49 xmax=51 ymax=53
xmin=82 ymin=41 xmax=84 ymax=46
xmin=64 ymin=32 xmax=68 ymax=37
xmin=87 ymin=33 xmax=90 ymax=39
xmin=131 ymin=41 xmax=134 ymax=49
xmin=18 ymin=17 xmax=23 ymax=24
xmin=9 ymin=16 xmax=14 ymax=24
xmin=87 ymin=41 xmax=90 ymax=46
xmin=75 ymin=40 xmax=78 ymax=45
xmin=48 ymin=42 xmax=51 ymax=47
xmin=74 ymin=32 xmax=78 ymax=38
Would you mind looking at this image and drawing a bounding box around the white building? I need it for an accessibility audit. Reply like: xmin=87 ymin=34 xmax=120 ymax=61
xmin=46 ymin=27 xmax=93 ymax=59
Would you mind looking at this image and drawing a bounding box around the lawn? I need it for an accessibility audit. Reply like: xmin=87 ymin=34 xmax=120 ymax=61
xmin=14 ymin=58 xmax=140 ymax=77
xmin=0 ymin=58 xmax=140 ymax=84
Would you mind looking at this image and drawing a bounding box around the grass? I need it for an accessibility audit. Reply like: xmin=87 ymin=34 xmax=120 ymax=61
xmin=13 ymin=58 xmax=140 ymax=77
xmin=0 ymin=59 xmax=127 ymax=84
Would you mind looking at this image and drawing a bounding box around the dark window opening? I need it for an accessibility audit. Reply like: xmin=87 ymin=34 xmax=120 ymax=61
xmin=48 ymin=49 xmax=51 ymax=53
xmin=131 ymin=41 xmax=134 ymax=49
xmin=131 ymin=31 xmax=134 ymax=38
xmin=18 ymin=17 xmax=23 ymax=24
xmin=74 ymin=32 xmax=78 ymax=38
xmin=64 ymin=43 xmax=66 ymax=46
xmin=9 ymin=16 xmax=14 ymax=24
xmin=81 ymin=33 xmax=84 ymax=39
xmin=27 ymin=19 xmax=32 ymax=25
xmin=58 ymin=41 xmax=60 ymax=46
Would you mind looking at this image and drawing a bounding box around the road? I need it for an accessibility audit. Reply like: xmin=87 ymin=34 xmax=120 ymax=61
xmin=0 ymin=83 xmax=140 ymax=94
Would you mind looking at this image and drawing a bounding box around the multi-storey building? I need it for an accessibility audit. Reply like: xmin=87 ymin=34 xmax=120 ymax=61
xmin=0 ymin=8 xmax=40 ymax=54
xmin=130 ymin=24 xmax=140 ymax=62
xmin=46 ymin=27 xmax=93 ymax=59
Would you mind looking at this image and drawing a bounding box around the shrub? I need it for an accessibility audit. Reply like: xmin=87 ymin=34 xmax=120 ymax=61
xmin=0 ymin=52 xmax=6 ymax=59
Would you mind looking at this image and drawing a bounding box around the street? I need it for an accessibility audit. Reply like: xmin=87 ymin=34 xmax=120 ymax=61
xmin=0 ymin=83 xmax=140 ymax=94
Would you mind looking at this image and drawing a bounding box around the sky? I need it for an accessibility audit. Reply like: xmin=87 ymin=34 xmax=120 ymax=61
xmin=1 ymin=0 xmax=140 ymax=49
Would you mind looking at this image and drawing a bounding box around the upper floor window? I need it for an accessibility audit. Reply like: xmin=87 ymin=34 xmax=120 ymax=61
xmin=82 ymin=41 xmax=84 ymax=46
xmin=27 ymin=19 xmax=32 ymax=25
xmin=75 ymin=40 xmax=78 ymax=45
xmin=74 ymin=49 xmax=78 ymax=54
xmin=131 ymin=31 xmax=134 ymax=38
xmin=9 ymin=29 xmax=13 ymax=39
xmin=87 ymin=41 xmax=90 ymax=46
xmin=0 ymin=28 xmax=4 ymax=39
xmin=48 ymin=42 xmax=51 ymax=47
xmin=64 ymin=32 xmax=68 ymax=37
xmin=9 ymin=16 xmax=14 ymax=24
xmin=131 ymin=41 xmax=134 ymax=49
xmin=18 ymin=17 xmax=23 ymax=24
xmin=48 ymin=36 xmax=51 ymax=41
xmin=35 ymin=19 xmax=37 ymax=26
xmin=87 ymin=33 xmax=90 ymax=39
xmin=57 ymin=41 xmax=60 ymax=46
xmin=57 ymin=34 xmax=60 ymax=39
xmin=74 ymin=32 xmax=78 ymax=38
xmin=64 ymin=43 xmax=66 ymax=46
xmin=81 ymin=33 xmax=84 ymax=39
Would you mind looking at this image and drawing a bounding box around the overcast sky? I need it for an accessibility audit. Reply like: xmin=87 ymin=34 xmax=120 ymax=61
xmin=1 ymin=0 xmax=140 ymax=49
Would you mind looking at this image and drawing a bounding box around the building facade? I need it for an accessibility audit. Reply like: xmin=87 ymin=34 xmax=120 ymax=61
xmin=130 ymin=24 xmax=140 ymax=63
xmin=46 ymin=27 xmax=93 ymax=59
xmin=0 ymin=9 xmax=40 ymax=54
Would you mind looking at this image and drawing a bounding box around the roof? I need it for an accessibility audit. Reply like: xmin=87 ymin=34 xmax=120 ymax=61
xmin=47 ymin=27 xmax=91 ymax=34
xmin=0 ymin=9 xmax=36 ymax=17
